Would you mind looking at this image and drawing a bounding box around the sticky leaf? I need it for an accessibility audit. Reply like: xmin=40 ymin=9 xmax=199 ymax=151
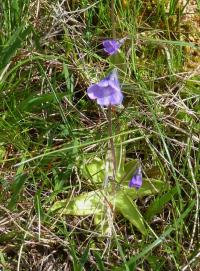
xmin=50 ymin=190 xmax=104 ymax=216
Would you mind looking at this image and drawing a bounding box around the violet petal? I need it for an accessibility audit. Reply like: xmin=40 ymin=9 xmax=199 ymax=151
xmin=103 ymin=40 xmax=120 ymax=55
xmin=87 ymin=69 xmax=123 ymax=106
xmin=129 ymin=168 xmax=143 ymax=189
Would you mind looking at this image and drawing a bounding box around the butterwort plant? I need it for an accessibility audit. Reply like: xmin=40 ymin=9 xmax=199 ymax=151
xmin=87 ymin=69 xmax=123 ymax=106
xmin=50 ymin=0 xmax=166 ymax=235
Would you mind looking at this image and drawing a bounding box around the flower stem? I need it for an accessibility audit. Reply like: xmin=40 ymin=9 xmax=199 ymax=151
xmin=111 ymin=0 xmax=116 ymax=39
xmin=107 ymin=0 xmax=117 ymax=180
xmin=107 ymin=105 xmax=116 ymax=179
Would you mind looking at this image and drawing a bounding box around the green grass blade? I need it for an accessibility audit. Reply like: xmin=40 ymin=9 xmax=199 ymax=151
xmin=93 ymin=251 xmax=105 ymax=271
xmin=0 ymin=25 xmax=31 ymax=71
xmin=113 ymin=200 xmax=196 ymax=271
xmin=8 ymin=173 xmax=27 ymax=210
xmin=145 ymin=187 xmax=178 ymax=221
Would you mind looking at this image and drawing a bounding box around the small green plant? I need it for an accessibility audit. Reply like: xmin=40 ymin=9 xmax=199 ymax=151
xmin=51 ymin=134 xmax=167 ymax=235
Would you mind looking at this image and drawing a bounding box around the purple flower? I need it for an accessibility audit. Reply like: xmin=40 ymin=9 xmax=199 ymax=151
xmin=103 ymin=38 xmax=125 ymax=55
xmin=87 ymin=69 xmax=123 ymax=106
xmin=129 ymin=167 xmax=142 ymax=189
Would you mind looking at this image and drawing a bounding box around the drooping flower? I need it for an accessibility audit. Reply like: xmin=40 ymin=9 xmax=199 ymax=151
xmin=87 ymin=69 xmax=123 ymax=106
xmin=129 ymin=167 xmax=142 ymax=189
xmin=102 ymin=38 xmax=125 ymax=55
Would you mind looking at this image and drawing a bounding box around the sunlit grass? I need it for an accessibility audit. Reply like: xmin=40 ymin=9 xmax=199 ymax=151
xmin=0 ymin=0 xmax=199 ymax=270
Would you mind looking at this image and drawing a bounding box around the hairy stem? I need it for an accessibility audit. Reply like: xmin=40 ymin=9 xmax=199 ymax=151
xmin=107 ymin=0 xmax=117 ymax=180
xmin=107 ymin=105 xmax=117 ymax=179
xmin=111 ymin=0 xmax=116 ymax=39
